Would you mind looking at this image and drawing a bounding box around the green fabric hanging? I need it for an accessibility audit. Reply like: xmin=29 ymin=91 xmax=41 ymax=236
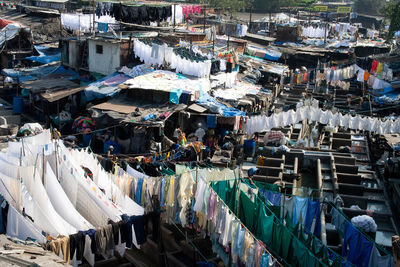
xmin=266 ymin=202 xmax=281 ymax=218
xmin=255 ymin=203 xmax=274 ymax=246
xmin=238 ymin=191 xmax=256 ymax=232
xmin=271 ymin=221 xmax=283 ymax=256
xmin=212 ymin=181 xmax=228 ymax=202
xmin=280 ymin=227 xmax=292 ymax=260
xmin=225 ymin=179 xmax=237 ymax=211
xmin=316 ymin=246 xmax=330 ymax=266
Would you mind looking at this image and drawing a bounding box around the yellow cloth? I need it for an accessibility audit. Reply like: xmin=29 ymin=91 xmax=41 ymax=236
xmin=256 ymin=156 xmax=265 ymax=166
xmin=49 ymin=235 xmax=70 ymax=264
xmin=141 ymin=179 xmax=147 ymax=205
xmin=377 ymin=62 xmax=383 ymax=74
xmin=166 ymin=177 xmax=175 ymax=206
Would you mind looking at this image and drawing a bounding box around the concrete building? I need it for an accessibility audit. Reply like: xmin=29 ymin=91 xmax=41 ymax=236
xmin=60 ymin=37 xmax=133 ymax=75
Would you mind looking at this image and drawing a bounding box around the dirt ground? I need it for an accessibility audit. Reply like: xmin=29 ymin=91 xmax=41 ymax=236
xmin=0 ymin=8 xmax=70 ymax=43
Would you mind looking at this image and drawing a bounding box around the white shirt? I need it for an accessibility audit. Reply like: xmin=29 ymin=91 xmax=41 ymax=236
xmin=195 ymin=128 xmax=205 ymax=142
xmin=173 ymin=128 xmax=180 ymax=138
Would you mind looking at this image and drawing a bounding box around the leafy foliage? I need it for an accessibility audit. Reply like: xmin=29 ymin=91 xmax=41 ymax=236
xmin=385 ymin=2 xmax=400 ymax=40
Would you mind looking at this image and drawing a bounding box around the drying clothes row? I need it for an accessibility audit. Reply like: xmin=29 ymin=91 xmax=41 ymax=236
xmin=205 ymin=25 xmax=216 ymax=41
xmin=331 ymin=23 xmax=357 ymax=38
xmin=133 ymin=39 xmax=211 ymax=77
xmin=301 ymin=26 xmax=326 ymax=38
xmin=320 ymin=64 xmax=356 ymax=83
xmin=133 ymin=38 xmax=173 ymax=66
xmin=182 ymin=5 xmax=201 ymax=18
xmin=331 ymin=208 xmax=393 ymax=267
xmin=0 ymin=130 xmax=144 ymax=245
xmin=47 ymin=213 xmax=146 ymax=265
xmin=100 ymin=3 xmax=172 ymax=24
xmin=61 ymin=13 xmax=117 ymax=32
xmin=170 ymin=5 xmax=184 ymax=24
xmin=289 ymin=71 xmax=313 ymax=85
xmin=246 ymin=104 xmax=400 ymax=135
xmin=211 ymin=179 xmax=349 ymax=267
xmin=73 ymin=152 xmax=280 ymax=267
xmin=255 ymin=182 xmax=321 ymax=236
xmin=236 ymin=24 xmax=248 ymax=37
xmin=355 ymin=66 xmax=392 ymax=90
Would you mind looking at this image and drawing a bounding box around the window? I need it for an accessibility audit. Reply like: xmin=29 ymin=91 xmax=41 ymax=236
xmin=96 ymin=45 xmax=103 ymax=54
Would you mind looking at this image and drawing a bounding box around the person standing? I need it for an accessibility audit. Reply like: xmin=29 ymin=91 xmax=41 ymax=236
xmin=173 ymin=125 xmax=181 ymax=143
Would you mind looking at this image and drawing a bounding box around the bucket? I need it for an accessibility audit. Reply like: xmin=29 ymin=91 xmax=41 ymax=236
xmin=13 ymin=97 xmax=24 ymax=114
xmin=244 ymin=140 xmax=256 ymax=158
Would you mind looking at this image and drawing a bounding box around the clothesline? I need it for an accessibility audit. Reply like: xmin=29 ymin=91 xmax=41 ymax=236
xmin=208 ymin=186 xmax=284 ymax=266
xmin=326 ymin=200 xmax=391 ymax=257
xmin=212 ymin=179 xmax=350 ymax=267
xmin=246 ymin=104 xmax=400 ymax=135
xmin=239 ymin=180 xmax=350 ymax=266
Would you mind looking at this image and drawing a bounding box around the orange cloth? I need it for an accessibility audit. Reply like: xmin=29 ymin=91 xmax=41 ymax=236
xmin=364 ymin=71 xmax=370 ymax=81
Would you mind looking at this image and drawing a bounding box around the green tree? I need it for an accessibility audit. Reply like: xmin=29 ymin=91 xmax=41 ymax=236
xmin=354 ymin=0 xmax=385 ymax=16
xmin=385 ymin=2 xmax=400 ymax=40
xmin=188 ymin=0 xmax=246 ymax=13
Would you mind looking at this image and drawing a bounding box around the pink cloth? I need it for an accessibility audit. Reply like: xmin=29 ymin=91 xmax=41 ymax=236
xmin=102 ymin=74 xmax=130 ymax=86
xmin=182 ymin=5 xmax=202 ymax=18
xmin=207 ymin=191 xmax=217 ymax=220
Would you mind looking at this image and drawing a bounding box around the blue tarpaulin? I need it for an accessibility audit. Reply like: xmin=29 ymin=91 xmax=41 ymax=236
xmin=1 ymin=64 xmax=78 ymax=82
xmin=84 ymin=72 xmax=130 ymax=101
xmin=24 ymin=45 xmax=61 ymax=64
xmin=196 ymin=93 xmax=246 ymax=117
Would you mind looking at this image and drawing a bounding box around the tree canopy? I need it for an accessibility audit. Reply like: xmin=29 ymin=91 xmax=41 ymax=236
xmin=383 ymin=2 xmax=400 ymax=41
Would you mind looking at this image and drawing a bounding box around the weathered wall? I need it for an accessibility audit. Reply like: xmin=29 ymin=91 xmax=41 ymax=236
xmin=88 ymin=39 xmax=120 ymax=75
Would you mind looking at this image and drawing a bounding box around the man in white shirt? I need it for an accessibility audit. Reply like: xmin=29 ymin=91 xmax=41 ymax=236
xmin=194 ymin=126 xmax=206 ymax=143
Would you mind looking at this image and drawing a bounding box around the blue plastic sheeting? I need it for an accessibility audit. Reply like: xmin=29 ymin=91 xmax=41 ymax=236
xmin=25 ymin=54 xmax=60 ymax=64
xmin=84 ymin=72 xmax=130 ymax=101
xmin=169 ymin=88 xmax=183 ymax=104
xmin=25 ymin=45 xmax=61 ymax=64
xmin=374 ymin=91 xmax=400 ymax=104
xmin=1 ymin=64 xmax=78 ymax=82
xmin=196 ymin=93 xmax=246 ymax=117
xmin=263 ymin=49 xmax=282 ymax=61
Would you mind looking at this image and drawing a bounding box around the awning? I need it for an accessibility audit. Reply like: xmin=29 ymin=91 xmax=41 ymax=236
xmin=41 ymin=87 xmax=85 ymax=102
xmin=91 ymin=102 xmax=137 ymax=114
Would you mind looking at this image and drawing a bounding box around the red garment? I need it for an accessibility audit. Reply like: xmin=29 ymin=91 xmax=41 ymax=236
xmin=193 ymin=6 xmax=202 ymax=13
xmin=370 ymin=60 xmax=378 ymax=73
xmin=303 ymin=72 xmax=309 ymax=83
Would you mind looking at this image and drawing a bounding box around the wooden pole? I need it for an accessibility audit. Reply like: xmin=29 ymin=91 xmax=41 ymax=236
xmin=203 ymin=6 xmax=206 ymax=33
xmin=249 ymin=6 xmax=252 ymax=32
xmin=54 ymin=142 xmax=59 ymax=180
xmin=92 ymin=0 xmax=95 ymax=34
xmin=42 ymin=147 xmax=45 ymax=185
xmin=60 ymin=11 xmax=63 ymax=37
xmin=173 ymin=4 xmax=176 ymax=31
xmin=324 ymin=12 xmax=328 ymax=45
xmin=57 ymin=100 xmax=61 ymax=130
